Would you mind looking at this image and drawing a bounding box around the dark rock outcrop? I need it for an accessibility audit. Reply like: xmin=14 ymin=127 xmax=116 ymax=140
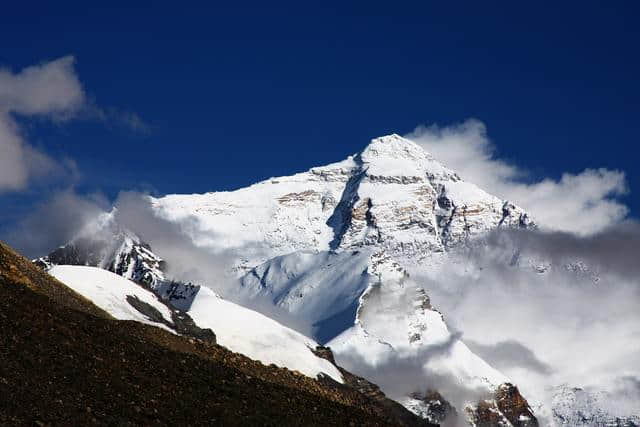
xmin=467 ymin=383 xmax=538 ymax=427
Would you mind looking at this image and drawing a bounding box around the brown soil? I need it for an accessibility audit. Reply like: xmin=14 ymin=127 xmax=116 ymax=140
xmin=0 ymin=241 xmax=426 ymax=426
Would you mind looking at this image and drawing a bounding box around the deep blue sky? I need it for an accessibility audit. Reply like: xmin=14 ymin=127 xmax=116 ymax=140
xmin=1 ymin=2 xmax=639 ymax=218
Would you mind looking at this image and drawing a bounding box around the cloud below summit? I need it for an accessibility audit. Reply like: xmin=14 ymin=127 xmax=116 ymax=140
xmin=406 ymin=119 xmax=629 ymax=235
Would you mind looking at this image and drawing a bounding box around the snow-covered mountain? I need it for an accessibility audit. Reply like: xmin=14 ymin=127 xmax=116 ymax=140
xmin=37 ymin=134 xmax=634 ymax=425
xmin=150 ymin=134 xmax=533 ymax=267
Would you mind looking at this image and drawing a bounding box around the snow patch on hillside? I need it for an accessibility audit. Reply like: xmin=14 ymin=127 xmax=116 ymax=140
xmin=49 ymin=265 xmax=174 ymax=331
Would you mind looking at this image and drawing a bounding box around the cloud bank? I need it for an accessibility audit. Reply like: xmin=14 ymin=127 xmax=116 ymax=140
xmin=409 ymin=225 xmax=640 ymax=419
xmin=406 ymin=119 xmax=629 ymax=235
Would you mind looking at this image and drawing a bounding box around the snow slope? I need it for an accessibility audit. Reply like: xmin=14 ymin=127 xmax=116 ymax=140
xmin=238 ymin=250 xmax=373 ymax=342
xmin=49 ymin=265 xmax=343 ymax=383
xmin=49 ymin=265 xmax=174 ymax=330
xmin=189 ymin=286 xmax=343 ymax=383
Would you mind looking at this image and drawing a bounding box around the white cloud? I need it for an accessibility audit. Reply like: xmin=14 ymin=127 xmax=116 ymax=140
xmin=406 ymin=119 xmax=629 ymax=234
xmin=0 ymin=56 xmax=86 ymax=192
xmin=0 ymin=56 xmax=85 ymax=117
xmin=410 ymin=226 xmax=640 ymax=420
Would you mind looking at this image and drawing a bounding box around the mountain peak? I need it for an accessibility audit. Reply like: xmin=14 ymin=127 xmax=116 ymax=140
xmin=362 ymin=134 xmax=427 ymax=161
xmin=358 ymin=134 xmax=456 ymax=183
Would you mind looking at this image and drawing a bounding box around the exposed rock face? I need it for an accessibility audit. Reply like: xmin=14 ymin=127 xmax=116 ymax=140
xmin=465 ymin=383 xmax=539 ymax=427
xmin=492 ymin=383 xmax=538 ymax=426
xmin=463 ymin=384 xmax=538 ymax=426
xmin=326 ymin=135 xmax=534 ymax=261
xmin=125 ymin=294 xmax=216 ymax=344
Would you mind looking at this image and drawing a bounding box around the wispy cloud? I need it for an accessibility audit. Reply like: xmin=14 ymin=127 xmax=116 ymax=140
xmin=0 ymin=56 xmax=150 ymax=194
xmin=91 ymin=106 xmax=151 ymax=134
xmin=406 ymin=119 xmax=629 ymax=235
xmin=4 ymin=188 xmax=109 ymax=257
xmin=0 ymin=56 xmax=85 ymax=192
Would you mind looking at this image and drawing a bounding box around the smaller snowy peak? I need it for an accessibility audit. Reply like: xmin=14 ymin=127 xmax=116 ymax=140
xmin=35 ymin=213 xmax=200 ymax=311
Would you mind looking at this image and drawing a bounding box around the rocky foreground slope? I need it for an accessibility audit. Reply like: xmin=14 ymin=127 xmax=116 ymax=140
xmin=1 ymin=241 xmax=431 ymax=426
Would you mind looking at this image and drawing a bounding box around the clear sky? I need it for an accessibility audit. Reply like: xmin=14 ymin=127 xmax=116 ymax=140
xmin=1 ymin=2 xmax=638 ymax=249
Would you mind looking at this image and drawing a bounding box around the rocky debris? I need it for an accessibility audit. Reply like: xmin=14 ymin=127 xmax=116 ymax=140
xmin=125 ymin=294 xmax=217 ymax=344
xmin=170 ymin=310 xmax=217 ymax=344
xmin=126 ymin=294 xmax=168 ymax=324
xmin=153 ymin=279 xmax=200 ymax=311
xmin=313 ymin=345 xmax=337 ymax=365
